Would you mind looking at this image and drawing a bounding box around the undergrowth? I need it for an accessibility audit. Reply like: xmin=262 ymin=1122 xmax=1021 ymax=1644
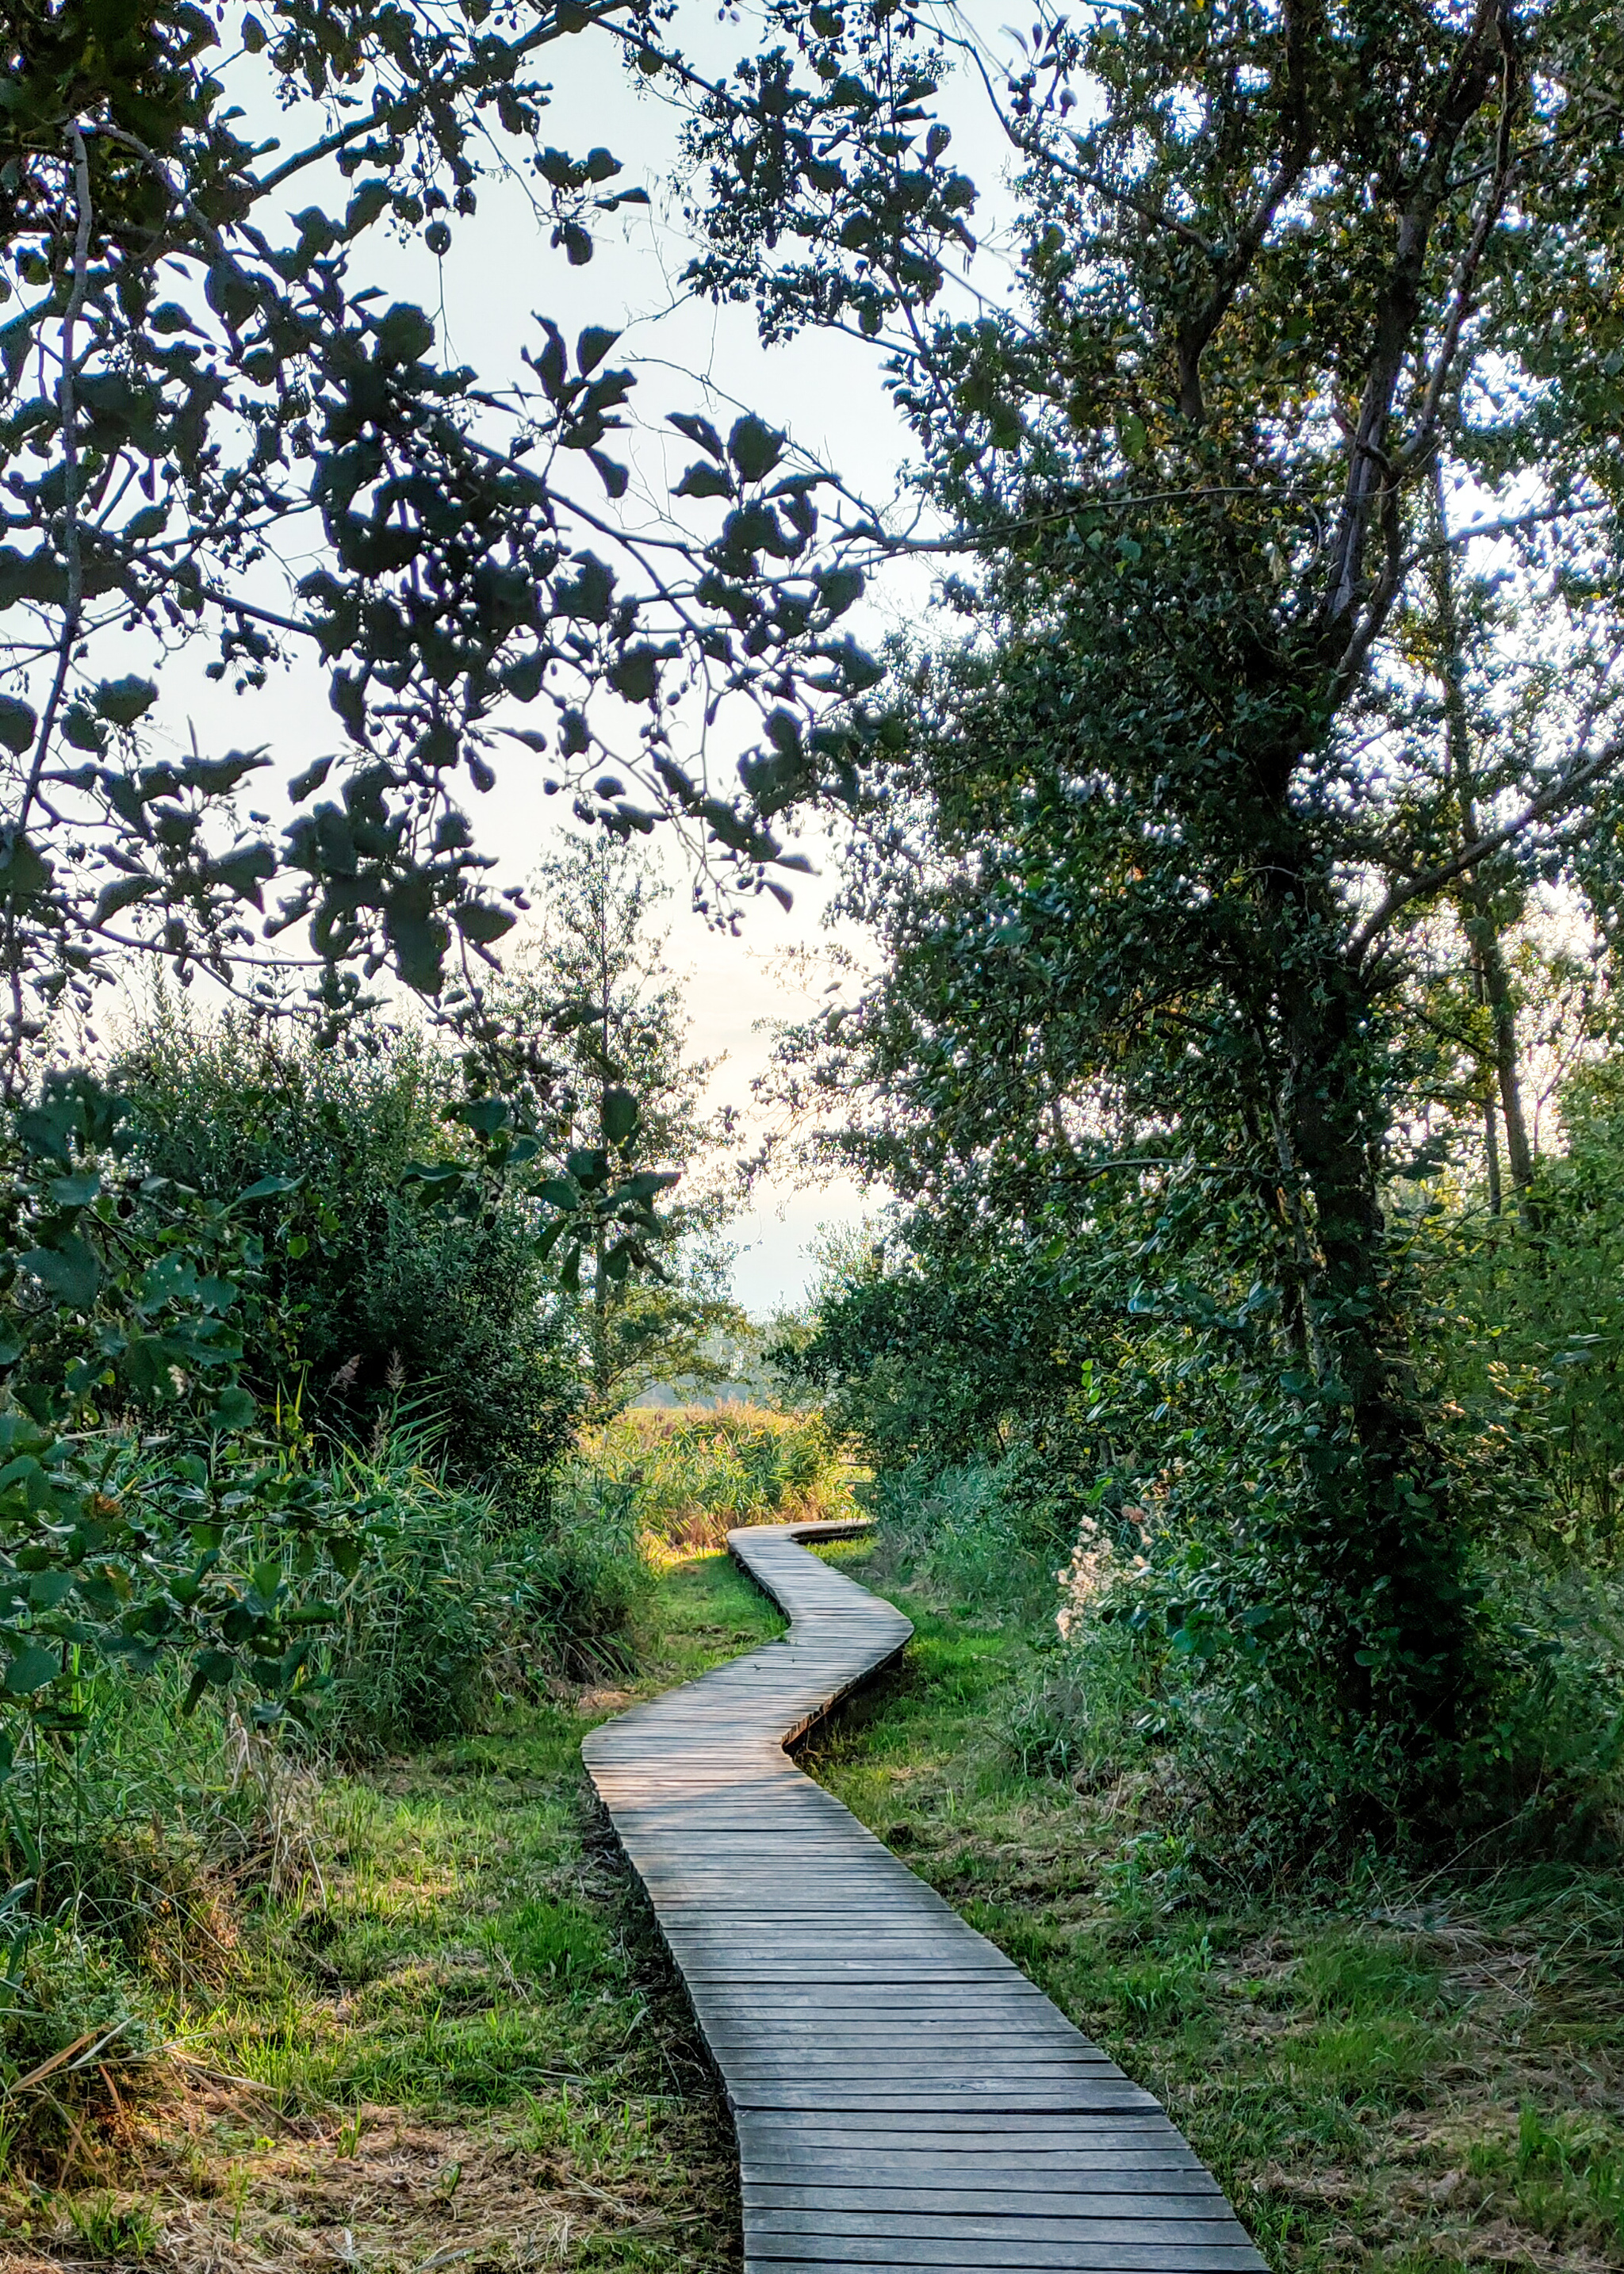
xmin=802 ymin=1530 xmax=1624 ymax=2274
xmin=0 ymin=1550 xmax=782 ymax=2270
xmin=572 ymin=1403 xmax=859 ymax=1552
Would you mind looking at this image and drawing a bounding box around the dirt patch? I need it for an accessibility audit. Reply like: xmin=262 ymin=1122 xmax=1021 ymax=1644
xmin=2 ymin=2080 xmax=733 ymax=2274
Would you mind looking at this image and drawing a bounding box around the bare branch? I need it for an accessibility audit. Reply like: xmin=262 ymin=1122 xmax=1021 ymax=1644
xmin=1350 ymin=735 xmax=1624 ymax=959
xmin=1320 ymin=0 xmax=1507 ymax=648
xmin=15 ymin=124 xmax=93 ymax=844
xmin=1396 ymin=29 xmax=1522 ymax=477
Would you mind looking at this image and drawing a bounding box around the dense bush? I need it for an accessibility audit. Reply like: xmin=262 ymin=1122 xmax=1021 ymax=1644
xmin=1419 ymin=1059 xmax=1624 ymax=1556
xmin=114 ymin=1003 xmax=582 ymax=1500
xmin=866 ymin=1455 xmax=1076 ymax=1621
xmin=0 ymin=1413 xmax=656 ymax=2164
xmin=576 ymin=1403 xmax=859 ymax=1550
xmin=787 ymin=1051 xmax=1624 ymax=1867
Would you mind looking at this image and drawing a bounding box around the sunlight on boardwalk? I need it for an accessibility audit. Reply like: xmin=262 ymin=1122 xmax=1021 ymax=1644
xmin=584 ymin=1522 xmax=1267 ymax=2273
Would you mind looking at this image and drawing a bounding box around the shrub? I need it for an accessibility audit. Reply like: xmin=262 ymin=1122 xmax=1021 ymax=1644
xmin=868 ymin=1451 xmax=1084 ymax=1620
xmin=113 ymin=1002 xmax=581 ymax=1498
xmin=572 ymin=1402 xmax=859 ymax=1550
xmin=2 ymin=1921 xmax=159 ymax=2115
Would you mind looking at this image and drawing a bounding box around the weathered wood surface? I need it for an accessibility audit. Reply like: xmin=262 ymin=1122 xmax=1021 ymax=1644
xmin=582 ymin=1519 xmax=1266 ymax=2272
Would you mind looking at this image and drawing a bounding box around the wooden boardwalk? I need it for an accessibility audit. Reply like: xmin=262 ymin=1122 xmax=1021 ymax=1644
xmin=582 ymin=1519 xmax=1267 ymax=2273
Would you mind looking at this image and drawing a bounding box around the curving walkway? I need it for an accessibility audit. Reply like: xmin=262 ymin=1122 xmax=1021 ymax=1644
xmin=582 ymin=1519 xmax=1266 ymax=2273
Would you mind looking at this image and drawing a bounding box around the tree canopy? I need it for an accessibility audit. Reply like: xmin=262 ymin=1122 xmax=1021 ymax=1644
xmin=684 ymin=0 xmax=1624 ymax=1795
xmin=0 ymin=0 xmax=890 ymax=1074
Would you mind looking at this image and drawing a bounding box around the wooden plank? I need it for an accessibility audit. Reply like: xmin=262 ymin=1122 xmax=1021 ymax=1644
xmin=749 ymin=2209 xmax=1249 ymax=2240
xmin=745 ymin=2256 xmax=1265 ymax=2272
xmin=745 ymin=2187 xmax=1226 ymax=2215
xmin=737 ymin=2137 xmax=1201 ymax=2173
xmin=580 ymin=1518 xmax=1265 ymax=2274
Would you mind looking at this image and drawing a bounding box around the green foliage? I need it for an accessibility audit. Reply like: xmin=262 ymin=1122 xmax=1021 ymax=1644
xmin=1422 ymin=1059 xmax=1624 ymax=1552
xmin=865 ymin=1457 xmax=1074 ymax=1621
xmin=0 ymin=1 xmax=878 ymax=1059
xmin=485 ymin=836 xmax=745 ymax=1410
xmin=318 ymin=1434 xmax=649 ymax=1757
xmin=114 ymin=1001 xmax=581 ymax=1494
xmin=688 ymin=0 xmax=1624 ymax=1802
xmin=796 ymin=1535 xmax=1624 ymax=2272
xmin=573 ymin=1400 xmax=856 ymax=1550
xmin=0 ymin=1071 xmax=386 ymax=1740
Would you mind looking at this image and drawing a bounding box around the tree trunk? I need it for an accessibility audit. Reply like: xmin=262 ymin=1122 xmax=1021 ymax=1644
xmin=1269 ymin=871 xmax=1476 ymax=1744
xmin=1430 ymin=458 xmax=1537 ymax=1225
xmin=1477 ymin=927 xmax=1536 ymax=1218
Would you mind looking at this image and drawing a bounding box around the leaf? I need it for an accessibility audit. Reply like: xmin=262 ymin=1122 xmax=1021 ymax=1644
xmin=609 ymin=647 xmax=659 ymax=705
xmin=289 ymin=755 xmax=334 ymax=801
xmin=93 ymin=675 xmax=159 ymax=726
xmin=0 ymin=695 xmax=36 ymax=753
xmin=94 ymin=873 xmax=161 ymax=925
xmin=457 ymin=1096 xmax=511 ymax=1137
xmin=454 ymin=899 xmax=517 ymax=946
xmin=503 ymin=653 xmax=546 ymax=702
xmin=674 ymin=461 xmax=733 ymax=501
xmin=3 ymin=1646 xmax=59 ymax=1697
xmin=402 ymin=1160 xmax=465 ymax=1190
xmin=22 ymin=1238 xmax=100 ymax=1310
xmin=374 ymin=302 xmax=435 ymax=366
xmin=668 ymin=412 xmax=725 ymax=461
xmin=620 ymin=1170 xmax=680 ymax=1200
xmin=0 ymin=833 xmax=51 ymax=902
xmin=577 ymin=326 xmax=620 ymax=373
xmin=60 ymin=705 xmax=105 ymax=752
xmin=14 ymin=1103 xmax=75 ymax=1163
xmin=588 ymin=450 xmax=630 ymax=500
xmin=601 ymin=1085 xmax=639 ymax=1144
xmin=211 ymin=1384 xmax=256 ymax=1433
xmin=816 ymin=565 xmax=864 ymax=616
xmin=728 ymin=415 xmax=786 ymax=483
xmin=386 ymin=909 xmax=449 ymax=994
xmin=236 ymin=1173 xmax=304 ymax=1202
xmin=124 ymin=1334 xmax=178 ymax=1397
xmin=538 ymin=1177 xmax=581 ymax=1210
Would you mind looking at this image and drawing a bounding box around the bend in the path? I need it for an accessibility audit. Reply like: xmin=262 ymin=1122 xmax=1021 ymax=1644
xmin=584 ymin=1520 xmax=1266 ymax=2273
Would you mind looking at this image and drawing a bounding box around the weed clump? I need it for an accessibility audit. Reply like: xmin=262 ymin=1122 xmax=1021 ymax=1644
xmin=573 ymin=1402 xmax=859 ymax=1552
xmin=314 ymin=1436 xmax=648 ymax=1757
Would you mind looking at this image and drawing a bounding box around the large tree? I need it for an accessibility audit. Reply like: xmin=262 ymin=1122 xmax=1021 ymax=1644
xmin=677 ymin=0 xmax=1624 ymax=1764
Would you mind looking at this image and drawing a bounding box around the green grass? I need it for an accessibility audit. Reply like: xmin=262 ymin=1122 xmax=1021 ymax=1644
xmin=1 ymin=1550 xmax=781 ymax=2273
xmin=802 ymin=1535 xmax=1624 ymax=2274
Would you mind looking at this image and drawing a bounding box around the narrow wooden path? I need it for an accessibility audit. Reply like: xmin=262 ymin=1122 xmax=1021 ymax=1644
xmin=583 ymin=1519 xmax=1266 ymax=2273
